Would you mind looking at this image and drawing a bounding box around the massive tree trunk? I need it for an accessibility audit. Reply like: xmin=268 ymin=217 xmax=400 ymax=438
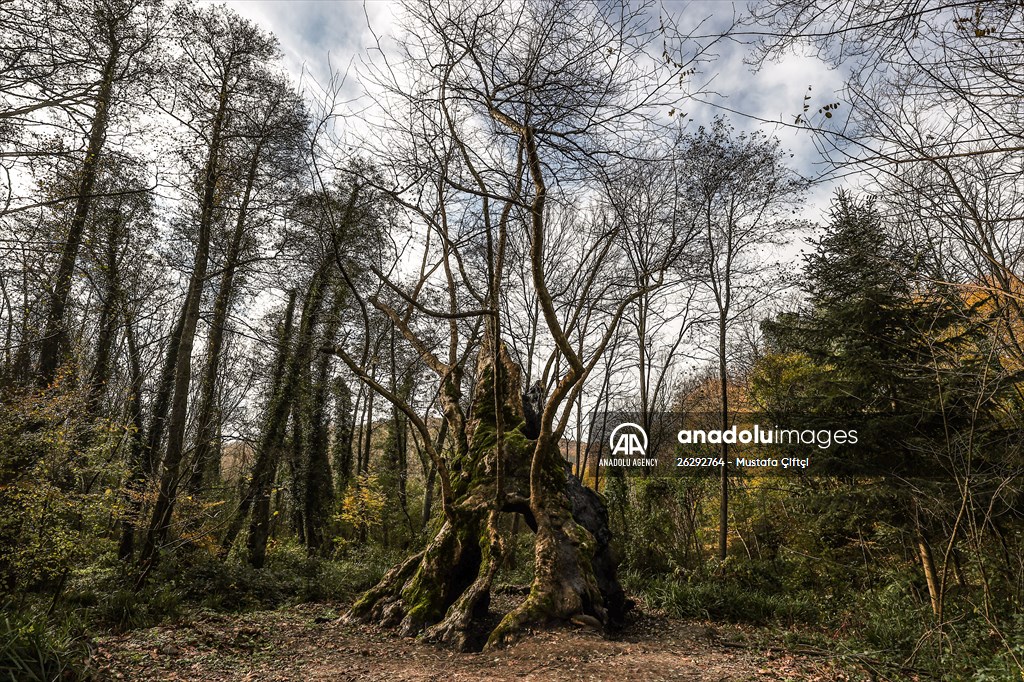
xmin=348 ymin=340 xmax=627 ymax=651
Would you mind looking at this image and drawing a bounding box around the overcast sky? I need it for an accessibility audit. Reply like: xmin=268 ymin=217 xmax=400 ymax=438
xmin=203 ymin=0 xmax=850 ymax=222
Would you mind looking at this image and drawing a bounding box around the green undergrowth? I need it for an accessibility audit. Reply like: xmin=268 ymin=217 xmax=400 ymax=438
xmin=0 ymin=608 xmax=92 ymax=682
xmin=1 ymin=542 xmax=399 ymax=681
xmin=623 ymin=563 xmax=1024 ymax=681
xmin=494 ymin=526 xmax=536 ymax=591
xmin=625 ymin=570 xmax=821 ymax=626
xmin=173 ymin=542 xmax=399 ymax=613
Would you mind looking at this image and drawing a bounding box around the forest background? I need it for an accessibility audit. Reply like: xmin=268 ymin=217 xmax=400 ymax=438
xmin=1 ymin=0 xmax=1022 ymax=679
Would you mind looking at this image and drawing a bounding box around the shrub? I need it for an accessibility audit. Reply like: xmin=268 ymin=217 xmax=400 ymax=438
xmin=92 ymin=584 xmax=182 ymax=633
xmin=625 ymin=571 xmax=821 ymax=626
xmin=0 ymin=608 xmax=91 ymax=682
xmin=174 ymin=542 xmax=397 ymax=612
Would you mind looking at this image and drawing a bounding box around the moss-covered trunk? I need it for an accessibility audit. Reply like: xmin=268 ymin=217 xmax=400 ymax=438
xmin=348 ymin=340 xmax=627 ymax=650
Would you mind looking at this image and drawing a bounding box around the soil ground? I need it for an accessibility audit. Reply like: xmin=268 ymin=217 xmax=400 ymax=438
xmin=92 ymin=600 xmax=880 ymax=681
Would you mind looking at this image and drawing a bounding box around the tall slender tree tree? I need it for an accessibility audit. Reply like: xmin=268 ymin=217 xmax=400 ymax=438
xmin=680 ymin=118 xmax=806 ymax=559
xmin=140 ymin=4 xmax=280 ymax=571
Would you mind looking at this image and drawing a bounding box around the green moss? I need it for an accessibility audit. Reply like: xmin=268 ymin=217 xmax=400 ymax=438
xmin=400 ymin=566 xmax=445 ymax=626
xmin=571 ymin=522 xmax=595 ymax=556
xmin=350 ymin=590 xmax=374 ymax=615
xmin=503 ymin=428 xmax=533 ymax=458
xmin=535 ymin=445 xmax=567 ymax=492
xmin=470 ymin=343 xmax=526 ymax=432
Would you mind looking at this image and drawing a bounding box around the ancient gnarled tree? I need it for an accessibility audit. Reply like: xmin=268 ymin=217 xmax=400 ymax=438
xmin=320 ymin=0 xmax=719 ymax=649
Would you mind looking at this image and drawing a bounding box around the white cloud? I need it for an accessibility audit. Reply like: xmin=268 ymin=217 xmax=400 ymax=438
xmin=215 ymin=0 xmax=858 ymax=228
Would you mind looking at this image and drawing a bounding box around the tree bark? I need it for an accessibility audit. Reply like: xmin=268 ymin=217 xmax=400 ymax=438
xmin=249 ymin=267 xmax=328 ymax=567
xmin=142 ymin=308 xmax=186 ymax=478
xmin=361 ymin=381 xmax=374 ymax=475
xmin=302 ymin=285 xmax=342 ymax=554
xmin=917 ymin=530 xmax=942 ymax=621
xmin=117 ymin=317 xmax=147 ymax=560
xmin=87 ymin=208 xmax=122 ymax=410
xmin=331 ymin=376 xmax=355 ymax=494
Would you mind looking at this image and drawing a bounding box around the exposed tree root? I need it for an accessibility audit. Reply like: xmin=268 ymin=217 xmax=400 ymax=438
xmin=422 ymin=511 xmax=503 ymax=650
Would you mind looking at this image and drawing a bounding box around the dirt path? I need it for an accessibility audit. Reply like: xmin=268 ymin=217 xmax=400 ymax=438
xmin=92 ymin=603 xmax=871 ymax=681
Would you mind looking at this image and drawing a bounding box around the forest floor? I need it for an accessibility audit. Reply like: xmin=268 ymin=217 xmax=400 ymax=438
xmin=91 ymin=598 xmax=880 ymax=681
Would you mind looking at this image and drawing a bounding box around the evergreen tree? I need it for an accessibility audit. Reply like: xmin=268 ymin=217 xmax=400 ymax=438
xmin=760 ymin=191 xmax=996 ymax=475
